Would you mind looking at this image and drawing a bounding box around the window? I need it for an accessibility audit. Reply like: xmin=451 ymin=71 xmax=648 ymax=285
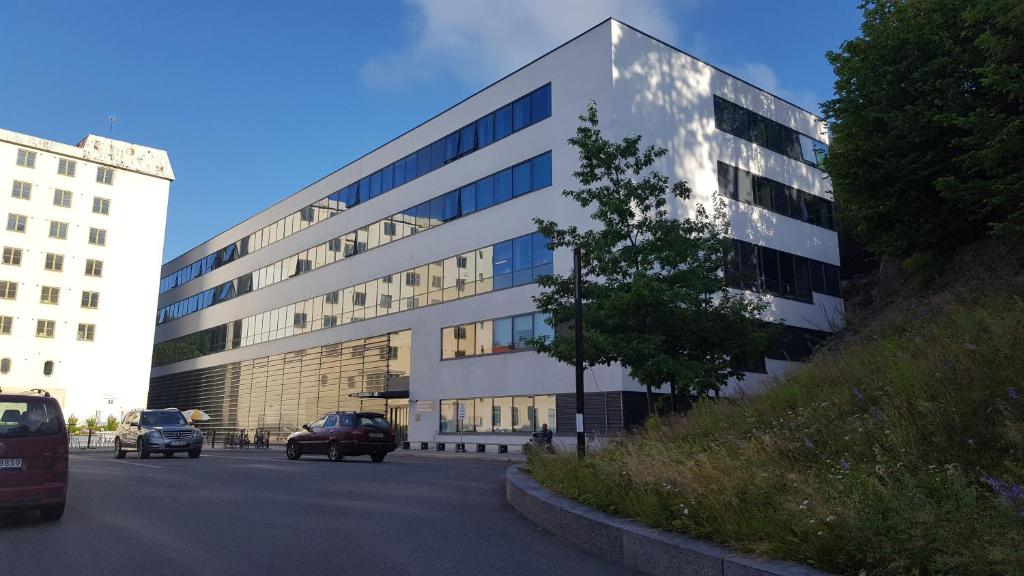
xmin=379 ymin=294 xmax=393 ymax=309
xmin=726 ymin=239 xmax=839 ymax=301
xmin=84 ymin=259 xmax=103 ymax=277
xmin=717 ymin=162 xmax=835 ymax=230
xmin=0 ymin=281 xmax=16 ymax=300
xmin=293 ymin=313 xmax=307 ymax=328
xmin=713 ymin=96 xmax=828 ymax=168
xmin=96 ymin=166 xmax=114 ymax=185
xmin=322 ymin=315 xmax=338 ymax=328
xmin=0 ymin=358 xmax=9 ymax=374
xmin=58 ymin=158 xmax=76 ymax=177
xmin=0 ymin=316 xmax=11 ymax=335
xmin=88 ymin=227 xmax=107 ymax=246
xmin=77 ymin=323 xmax=95 ymax=341
xmin=299 ymin=206 xmax=315 ymax=222
xmin=382 ymin=221 xmax=396 ymax=237
xmin=2 ymin=247 xmax=21 ymax=266
xmin=49 ymin=221 xmax=69 ymax=239
xmin=325 ymin=290 xmax=339 ymax=304
xmin=40 ymin=286 xmax=60 ymax=304
xmin=11 ymin=180 xmax=31 ymax=200
xmin=36 ymin=320 xmax=55 ymax=338
xmin=16 ymin=149 xmax=36 ymax=168
xmin=6 ymin=213 xmax=26 ymax=233
xmin=53 ymin=189 xmax=73 ymax=208
xmin=92 ymin=197 xmax=110 ymax=215
xmin=352 ymin=291 xmax=366 ymax=306
xmin=44 ymin=253 xmax=64 ymax=272
xmin=81 ymin=290 xmax=99 ymax=309
xmin=43 ymin=361 xmax=54 ymax=376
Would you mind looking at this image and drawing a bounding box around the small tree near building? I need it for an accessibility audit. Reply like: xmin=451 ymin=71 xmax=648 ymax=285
xmin=530 ymin=104 xmax=767 ymax=411
xmin=66 ymin=414 xmax=79 ymax=435
xmin=84 ymin=417 xmax=98 ymax=433
xmin=105 ymin=415 xmax=118 ymax=431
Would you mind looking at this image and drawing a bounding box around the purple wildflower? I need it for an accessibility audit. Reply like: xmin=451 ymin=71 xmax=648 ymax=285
xmin=981 ymin=475 xmax=1024 ymax=515
xmin=840 ymin=460 xmax=850 ymax=471
xmin=803 ymin=436 xmax=815 ymax=449
xmin=964 ymin=343 xmax=977 ymax=351
xmin=1010 ymin=388 xmax=1019 ymax=401
xmin=853 ymin=388 xmax=865 ymax=401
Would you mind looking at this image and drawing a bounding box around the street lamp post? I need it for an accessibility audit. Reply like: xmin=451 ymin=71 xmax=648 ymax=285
xmin=574 ymin=247 xmax=585 ymax=458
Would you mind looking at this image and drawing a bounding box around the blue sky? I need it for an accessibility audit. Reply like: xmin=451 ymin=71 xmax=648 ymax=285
xmin=0 ymin=1 xmax=862 ymax=262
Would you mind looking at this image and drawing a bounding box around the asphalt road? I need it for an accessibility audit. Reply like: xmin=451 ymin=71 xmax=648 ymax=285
xmin=0 ymin=449 xmax=635 ymax=576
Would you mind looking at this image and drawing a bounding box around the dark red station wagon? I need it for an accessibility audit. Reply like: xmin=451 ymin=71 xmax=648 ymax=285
xmin=0 ymin=390 xmax=68 ymax=521
xmin=286 ymin=412 xmax=396 ymax=463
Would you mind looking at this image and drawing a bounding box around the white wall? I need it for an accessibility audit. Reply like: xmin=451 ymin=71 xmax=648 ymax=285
xmin=0 ymin=132 xmax=171 ymax=422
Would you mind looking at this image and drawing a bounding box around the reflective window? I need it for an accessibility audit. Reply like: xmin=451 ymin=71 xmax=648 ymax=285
xmin=44 ymin=253 xmax=64 ymax=272
xmin=726 ymin=239 xmax=840 ymax=302
xmin=717 ymin=162 xmax=834 ymax=231
xmin=53 ymin=189 xmax=73 ymax=208
xmin=58 ymin=158 xmax=76 ymax=177
xmin=48 ymin=221 xmax=68 ymax=240
xmin=0 ymin=316 xmax=11 ymax=335
xmin=0 ymin=281 xmax=15 ymax=300
xmin=2 ymin=247 xmax=21 ymax=266
xmin=81 ymin=290 xmax=100 ymax=309
xmin=96 ymin=166 xmax=114 ymax=185
xmin=11 ymin=180 xmax=31 ymax=200
xmin=40 ymin=286 xmax=60 ymax=305
xmin=92 ymin=197 xmax=110 ymax=215
xmin=6 ymin=213 xmax=27 ymax=233
xmin=77 ymin=323 xmax=95 ymax=341
xmin=439 ymin=395 xmax=555 ymax=434
xmin=89 ymin=227 xmax=107 ymax=246
xmin=159 ymin=84 xmax=552 ymax=295
xmin=713 ymin=96 xmax=828 ymax=168
xmin=36 ymin=320 xmax=55 ymax=338
xmin=16 ymin=149 xmax=36 ymax=168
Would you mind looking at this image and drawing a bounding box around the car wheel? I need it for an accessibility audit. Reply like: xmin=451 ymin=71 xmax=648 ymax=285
xmin=371 ymin=453 xmax=386 ymax=463
xmin=137 ymin=439 xmax=150 ymax=459
xmin=163 ymin=451 xmax=174 ymax=458
xmin=114 ymin=438 xmax=126 ymax=459
xmin=328 ymin=442 xmax=343 ymax=462
xmin=188 ymin=449 xmax=201 ymax=459
xmin=39 ymin=501 xmax=66 ymax=521
xmin=286 ymin=441 xmax=301 ymax=460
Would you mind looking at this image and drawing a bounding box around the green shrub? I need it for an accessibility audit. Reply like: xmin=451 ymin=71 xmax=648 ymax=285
xmin=529 ymin=291 xmax=1024 ymax=575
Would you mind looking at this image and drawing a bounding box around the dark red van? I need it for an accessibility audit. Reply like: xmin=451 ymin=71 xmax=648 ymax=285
xmin=0 ymin=390 xmax=69 ymax=521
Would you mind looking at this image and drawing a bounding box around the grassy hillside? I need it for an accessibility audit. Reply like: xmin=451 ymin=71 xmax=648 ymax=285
xmin=528 ymin=244 xmax=1024 ymax=575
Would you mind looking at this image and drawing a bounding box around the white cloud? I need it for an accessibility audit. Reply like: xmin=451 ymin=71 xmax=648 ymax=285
xmin=361 ymin=0 xmax=688 ymax=89
xmin=731 ymin=62 xmax=820 ymax=113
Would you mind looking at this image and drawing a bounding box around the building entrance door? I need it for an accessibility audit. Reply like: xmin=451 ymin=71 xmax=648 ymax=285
xmin=388 ymin=405 xmax=408 ymax=444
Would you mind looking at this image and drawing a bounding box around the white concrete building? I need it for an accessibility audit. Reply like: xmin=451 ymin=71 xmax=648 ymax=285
xmin=0 ymin=128 xmax=173 ymax=423
xmin=149 ymin=19 xmax=841 ymax=447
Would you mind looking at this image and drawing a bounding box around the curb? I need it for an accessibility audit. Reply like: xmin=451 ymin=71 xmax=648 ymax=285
xmin=506 ymin=466 xmax=833 ymax=576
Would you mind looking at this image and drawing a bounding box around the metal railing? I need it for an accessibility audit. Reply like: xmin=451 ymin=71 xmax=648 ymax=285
xmin=68 ymin=430 xmax=116 ymax=449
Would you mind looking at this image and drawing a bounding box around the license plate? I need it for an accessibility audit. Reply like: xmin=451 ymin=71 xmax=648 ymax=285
xmin=369 ymin=432 xmax=383 ymax=439
xmin=0 ymin=458 xmax=23 ymax=470
xmin=170 ymin=441 xmax=187 ymax=447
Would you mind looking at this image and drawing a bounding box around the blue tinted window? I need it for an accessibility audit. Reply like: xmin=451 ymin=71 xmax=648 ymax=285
xmin=513 ymin=96 xmax=532 ymax=131
xmin=393 ymin=159 xmax=406 ymax=187
xmin=429 ymin=197 xmax=444 ymax=227
xmin=358 ymin=177 xmax=371 ymax=203
xmin=531 ymin=84 xmax=551 ymax=121
xmin=493 ymin=318 xmax=513 ymax=351
xmin=444 ymin=132 xmax=459 ymax=163
xmin=495 ymin=169 xmax=513 ymax=203
xmin=460 ymin=184 xmax=476 ymax=215
xmin=494 ymin=105 xmax=513 ymax=140
xmin=459 ymin=124 xmax=476 ymax=156
xmin=513 ymin=235 xmax=532 ymax=271
xmin=477 ymin=115 xmax=494 ymax=147
xmin=417 ymin=146 xmax=431 ymax=176
xmin=531 ymin=153 xmax=552 ymax=189
xmin=369 ymin=172 xmax=382 ymax=198
xmin=430 ymin=140 xmax=445 ymax=171
xmin=493 ymin=241 xmax=513 ymax=275
xmin=442 ymin=191 xmax=459 ymax=222
xmin=513 ymin=162 xmax=531 ymax=197
xmin=416 ymin=202 xmax=431 ymax=231
xmin=405 ymin=153 xmax=419 ymax=181
xmin=476 ymin=176 xmax=494 ymax=210
xmin=532 ymin=233 xmax=552 ymax=266
xmin=381 ymin=165 xmax=393 ymax=192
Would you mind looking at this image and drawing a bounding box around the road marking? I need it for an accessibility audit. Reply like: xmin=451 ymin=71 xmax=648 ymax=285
xmin=112 ymin=459 xmax=162 ymax=469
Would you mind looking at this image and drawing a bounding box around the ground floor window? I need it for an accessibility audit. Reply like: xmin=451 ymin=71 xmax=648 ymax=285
xmin=439 ymin=395 xmax=555 ymax=434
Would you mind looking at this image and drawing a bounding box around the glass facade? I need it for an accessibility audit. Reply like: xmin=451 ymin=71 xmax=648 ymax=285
xmin=159 ymin=83 xmax=552 ymax=295
xmin=726 ymin=239 xmax=841 ymax=303
xmin=152 ymin=232 xmax=553 ymax=367
xmin=157 ymin=152 xmax=553 ymax=325
xmin=717 ymin=162 xmax=835 ymax=230
xmin=439 ymin=395 xmax=556 ymax=434
xmin=713 ymin=96 xmax=828 ymax=168
xmin=441 ymin=312 xmax=553 ymax=359
xmin=149 ymin=330 xmax=411 ymax=443
xmin=731 ymin=324 xmax=833 ymax=373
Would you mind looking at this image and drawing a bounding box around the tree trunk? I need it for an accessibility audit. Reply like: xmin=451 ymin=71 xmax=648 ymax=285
xmin=645 ymin=383 xmax=653 ymax=416
xmin=669 ymin=380 xmax=677 ymax=413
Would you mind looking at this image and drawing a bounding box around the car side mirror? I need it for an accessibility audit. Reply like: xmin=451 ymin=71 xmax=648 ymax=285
xmin=302 ymin=424 xmax=310 ymax=431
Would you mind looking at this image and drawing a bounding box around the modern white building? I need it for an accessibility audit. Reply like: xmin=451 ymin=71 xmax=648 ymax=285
xmin=0 ymin=128 xmax=173 ymax=423
xmin=148 ymin=19 xmax=841 ymax=447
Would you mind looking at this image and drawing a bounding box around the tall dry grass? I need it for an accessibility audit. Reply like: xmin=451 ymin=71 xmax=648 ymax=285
xmin=529 ymin=277 xmax=1024 ymax=574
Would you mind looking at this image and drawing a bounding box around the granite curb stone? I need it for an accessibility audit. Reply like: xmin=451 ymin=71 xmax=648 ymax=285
xmin=506 ymin=466 xmax=834 ymax=576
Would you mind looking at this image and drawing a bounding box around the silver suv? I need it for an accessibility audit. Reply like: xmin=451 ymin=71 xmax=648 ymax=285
xmin=114 ymin=408 xmax=203 ymax=459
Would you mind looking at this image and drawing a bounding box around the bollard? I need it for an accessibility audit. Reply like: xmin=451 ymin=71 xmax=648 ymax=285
xmin=436 ymin=442 xmax=445 ymax=451
xmin=401 ymin=441 xmax=410 ymax=450
xmin=420 ymin=442 xmax=428 ymax=451
xmin=476 ymin=443 xmax=486 ymax=453
xmin=87 ymin=429 xmax=93 ymax=449
xmin=455 ymin=443 xmax=465 ymax=453
xmin=211 ymin=430 xmax=217 ymax=448
xmin=498 ymin=444 xmax=508 ymax=454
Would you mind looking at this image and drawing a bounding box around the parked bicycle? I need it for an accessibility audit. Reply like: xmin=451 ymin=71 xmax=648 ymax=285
xmin=253 ymin=428 xmax=271 ymax=449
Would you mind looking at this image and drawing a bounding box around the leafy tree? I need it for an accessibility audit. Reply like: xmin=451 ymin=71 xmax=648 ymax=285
xmin=66 ymin=414 xmax=79 ymax=435
xmin=84 ymin=417 xmax=98 ymax=432
xmin=105 ymin=415 xmax=118 ymax=432
xmin=530 ymin=104 xmax=766 ymax=409
xmin=822 ymin=0 xmax=1024 ymax=258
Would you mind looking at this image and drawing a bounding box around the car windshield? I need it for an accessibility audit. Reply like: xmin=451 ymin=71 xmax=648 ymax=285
xmin=0 ymin=399 xmax=63 ymax=438
xmin=358 ymin=415 xmax=389 ymax=429
xmin=140 ymin=411 xmax=188 ymax=427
